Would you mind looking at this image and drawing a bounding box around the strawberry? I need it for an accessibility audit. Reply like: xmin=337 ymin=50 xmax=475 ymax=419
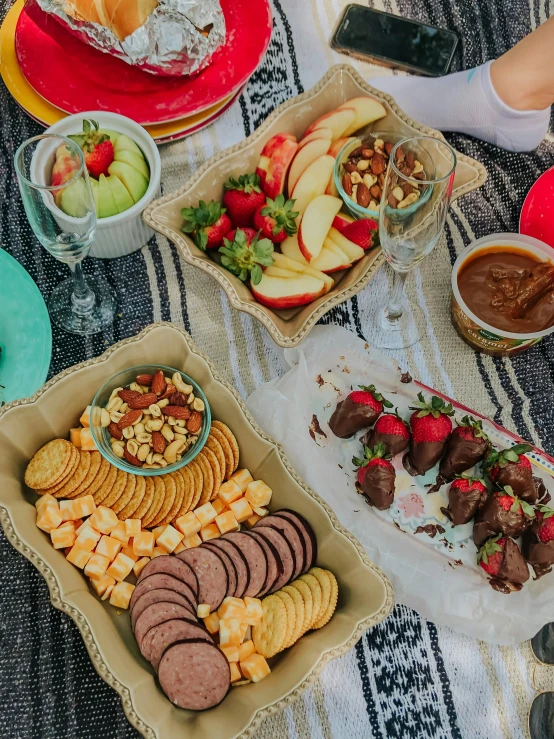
xmin=536 ymin=506 xmax=554 ymax=544
xmin=440 ymin=474 xmax=488 ymax=526
xmin=403 ymin=393 xmax=454 ymax=476
xmin=223 ymin=174 xmax=266 ymax=228
xmin=478 ymin=535 xmax=506 ymax=576
xmin=253 ymin=194 xmax=299 ymax=243
xmin=361 ymin=410 xmax=410 ymax=456
xmin=341 ymin=218 xmax=379 ymax=250
xmin=522 ymin=505 xmax=554 ymax=579
xmin=329 ymin=384 xmax=393 ymax=439
xmin=478 ymin=534 xmax=530 ymax=591
xmin=450 ymin=476 xmax=487 ymax=495
xmin=473 ymin=485 xmax=535 ymax=547
xmin=181 ymin=200 xmax=232 ymax=250
xmin=218 ymin=228 xmax=274 ymax=285
xmin=69 ymin=120 xmax=113 ymax=179
xmin=485 ymin=443 xmax=535 ymax=502
xmin=353 ymin=443 xmax=396 ymax=511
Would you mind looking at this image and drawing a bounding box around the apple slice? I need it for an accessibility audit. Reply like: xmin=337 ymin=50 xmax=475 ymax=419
xmin=251 ymin=273 xmax=326 ymax=309
xmin=303 ymin=107 xmax=357 ymax=141
xmin=264 ymin=265 xmax=302 ymax=278
xmin=311 ymin=242 xmax=351 ymax=273
xmin=338 ymin=96 xmax=387 ymax=137
xmin=298 ymin=194 xmax=343 ymax=262
xmin=291 ymin=155 xmax=335 ymax=215
xmin=324 ymin=136 xmax=357 ymax=196
xmin=332 ymin=212 xmax=356 ymax=234
xmin=287 ymin=137 xmax=332 ymax=195
xmin=326 ymin=227 xmax=365 ymax=263
xmin=273 ymin=249 xmax=334 ymax=292
xmin=256 ymin=133 xmax=297 ymax=193
xmin=298 ymin=128 xmax=333 ymax=151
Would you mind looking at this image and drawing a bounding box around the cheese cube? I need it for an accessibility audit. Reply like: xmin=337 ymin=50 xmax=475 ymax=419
xmin=110 ymin=521 xmax=130 ymax=546
xmin=121 ymin=545 xmax=139 ymax=563
xmin=72 ymin=495 xmax=96 ymax=519
xmin=59 ymin=500 xmax=78 ymax=522
xmin=219 ymin=645 xmax=239 ymax=663
xmin=230 ymin=469 xmax=254 ymax=492
xmin=243 ymin=597 xmax=263 ymax=626
xmin=218 ymin=597 xmax=246 ymax=621
xmin=215 ymin=511 xmax=239 ymax=535
xmin=133 ymin=556 xmax=150 ymax=577
xmin=219 ymin=618 xmax=242 ymax=647
xmin=212 ymin=498 xmax=227 ymax=515
xmin=75 ymin=519 xmax=93 ymax=535
xmin=101 ymin=584 xmax=115 ymax=601
xmin=240 ymin=653 xmax=271 ymax=682
xmin=75 ymin=526 xmax=101 ymax=552
xmin=197 ymin=604 xmax=211 ymax=619
xmin=228 ymin=497 xmax=253 ymax=524
xmin=238 ymin=640 xmax=256 ymax=662
xmin=229 ymin=662 xmax=242 ymax=683
xmin=200 ymin=523 xmax=220 ymax=542
xmin=89 ymin=506 xmax=118 ymax=535
xmin=194 ymin=502 xmax=218 ymax=528
xmin=96 ymin=535 xmax=122 ymax=561
xmin=133 ymin=531 xmax=155 ymax=557
xmin=183 ymin=533 xmax=202 ymax=549
xmin=66 ymin=545 xmax=92 ymax=569
xmin=157 ymin=525 xmax=184 ymax=553
xmin=69 ymin=428 xmax=82 ymax=448
xmin=175 ymin=512 xmax=201 ymax=538
xmin=218 ymin=480 xmax=243 ymax=506
xmin=125 ymin=519 xmax=141 ymax=537
xmin=106 ymin=552 xmax=135 ymax=582
xmin=245 ymin=481 xmax=272 ymax=508
xmin=109 ymin=581 xmax=135 ymax=610
xmin=90 ymin=574 xmax=115 ymax=597
xmin=36 ymin=506 xmax=63 ymax=533
xmin=239 ymin=623 xmax=250 ymax=643
xmin=253 ymin=506 xmax=269 ymax=518
xmin=245 ymin=514 xmax=262 ymax=528
xmin=84 ymin=552 xmax=110 ymax=579
xmin=80 ymin=427 xmax=97 ymax=451
xmin=174 ymin=541 xmax=186 ymax=554
xmin=79 ymin=405 xmax=91 ymax=427
xmin=152 ymin=525 xmax=166 ymax=541
xmin=51 ymin=522 xmax=77 ymax=549
xmin=151 ymin=546 xmax=167 ymax=558
xmin=203 ymin=612 xmax=220 ymax=634
xmin=36 ymin=494 xmax=58 ymax=512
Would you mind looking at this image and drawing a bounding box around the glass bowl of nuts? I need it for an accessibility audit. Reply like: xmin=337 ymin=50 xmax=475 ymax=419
xmin=89 ymin=364 xmax=211 ymax=476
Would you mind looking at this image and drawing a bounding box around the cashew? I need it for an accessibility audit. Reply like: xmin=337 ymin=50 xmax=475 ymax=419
xmin=100 ymin=408 xmax=111 ymax=428
xmin=164 ymin=439 xmax=186 ymax=464
xmin=173 ymin=432 xmax=188 ymax=444
xmin=157 ymin=398 xmax=169 ymax=409
xmin=187 ymin=393 xmax=195 ymax=406
xmin=137 ymin=443 xmax=150 ymax=461
xmin=397 ymin=192 xmax=420 ymax=209
xmin=142 ymin=463 xmax=160 ymax=469
xmin=107 ymin=396 xmax=123 ymax=412
xmin=373 ymin=138 xmax=384 ymax=151
xmin=172 ymin=372 xmax=193 ymax=395
xmin=412 ymin=160 xmax=423 ymax=174
xmin=192 ymin=398 xmax=205 ymax=412
xmin=161 ymin=424 xmax=174 ymax=443
xmin=149 ymin=404 xmax=162 ymax=418
xmin=109 ymin=387 xmax=123 ymax=402
xmin=127 ymin=439 xmax=139 ymax=457
xmin=122 ymin=426 xmax=135 ymax=440
xmin=136 ymin=432 xmax=152 ymax=444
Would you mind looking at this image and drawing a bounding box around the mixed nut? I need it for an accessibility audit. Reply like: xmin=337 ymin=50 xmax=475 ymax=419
xmin=341 ymin=137 xmax=425 ymax=211
xmin=98 ymin=369 xmax=205 ymax=469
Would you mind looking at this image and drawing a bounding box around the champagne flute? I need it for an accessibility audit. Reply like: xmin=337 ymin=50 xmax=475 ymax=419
xmin=372 ymin=135 xmax=456 ymax=349
xmin=14 ymin=134 xmax=116 ymax=335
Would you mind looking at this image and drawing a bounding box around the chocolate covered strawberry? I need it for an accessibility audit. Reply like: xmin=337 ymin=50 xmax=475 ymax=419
xmin=361 ymin=411 xmax=410 ymax=457
xmin=440 ymin=475 xmax=488 ymax=526
xmin=478 ymin=535 xmax=530 ymax=593
xmin=437 ymin=416 xmax=491 ymax=483
xmin=485 ymin=443 xmax=536 ymax=502
xmin=223 ymin=174 xmax=266 ymax=228
xmin=403 ymin=393 xmax=454 ymax=476
xmin=181 ymin=200 xmax=232 ymax=250
xmin=354 ymin=443 xmax=396 ymax=511
xmin=253 ymin=194 xmax=299 ymax=243
xmin=218 ymin=228 xmax=274 ymax=285
xmin=522 ymin=505 xmax=554 ymax=579
xmin=329 ymin=385 xmax=393 ymax=439
xmin=473 ymin=485 xmax=535 ymax=547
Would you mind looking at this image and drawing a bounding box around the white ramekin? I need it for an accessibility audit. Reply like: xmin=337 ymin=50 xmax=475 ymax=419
xmin=42 ymin=112 xmax=161 ymax=259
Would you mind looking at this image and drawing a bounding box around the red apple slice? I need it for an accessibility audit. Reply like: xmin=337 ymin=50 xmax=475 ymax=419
xmin=287 ymin=137 xmax=332 ymax=196
xmin=326 ymin=227 xmax=365 ymax=262
xmin=274 ymin=248 xmax=334 ymax=292
xmin=264 ymin=265 xmax=302 ymax=278
xmin=298 ymin=128 xmax=333 ymax=150
xmin=303 ymin=108 xmax=356 ymax=141
xmin=251 ymin=273 xmax=326 ymax=309
xmin=332 ymin=212 xmax=355 ymax=234
xmin=291 ymin=155 xmax=335 ymax=215
xmin=298 ymin=195 xmax=343 ymax=262
xmin=338 ymin=96 xmax=387 ymax=137
xmin=256 ymin=133 xmax=297 ymax=189
xmin=311 ymin=242 xmax=351 ymax=273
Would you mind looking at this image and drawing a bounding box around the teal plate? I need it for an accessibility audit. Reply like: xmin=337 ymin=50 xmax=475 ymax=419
xmin=0 ymin=249 xmax=52 ymax=403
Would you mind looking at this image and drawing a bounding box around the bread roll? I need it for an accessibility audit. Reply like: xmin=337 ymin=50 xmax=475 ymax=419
xmin=61 ymin=0 xmax=158 ymax=40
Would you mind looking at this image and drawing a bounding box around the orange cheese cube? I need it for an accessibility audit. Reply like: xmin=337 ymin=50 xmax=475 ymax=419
xmin=229 ymin=662 xmax=242 ymax=683
xmin=101 ymin=584 xmax=115 ymax=601
xmin=133 ymin=531 xmax=155 ymax=557
xmin=72 ymin=495 xmax=96 ymax=519
xmin=220 ymin=645 xmax=239 ymax=663
xmin=152 ymin=525 xmax=166 ymax=541
xmin=106 ymin=552 xmax=135 ymax=582
xmin=80 ymin=427 xmax=97 ymax=451
xmin=243 ymin=597 xmax=263 ymax=626
xmin=75 ymin=519 xmax=93 ymax=536
xmin=240 ymin=653 xmax=271 ymax=683
xmin=79 ymin=405 xmax=91 ymax=427
xmin=183 ymin=533 xmax=202 ymax=549
xmin=125 ymin=519 xmax=141 ymax=537
xmin=50 ymin=522 xmax=77 ymax=549
xmin=96 ymin=535 xmax=122 ymax=561
xmin=203 ymin=612 xmax=220 ymax=634
xmin=84 ymin=552 xmax=110 ymax=579
xmin=151 ymin=546 xmax=167 ymax=558
xmin=90 ymin=573 xmax=115 ymax=597
xmin=218 ymin=480 xmax=243 ymax=506
xmin=218 ymin=597 xmax=246 ymax=621
xmin=173 ymin=541 xmax=186 ymax=554
xmin=245 ymin=514 xmax=262 ymax=528
xmin=175 ymin=512 xmax=201 ymax=538
xmin=133 ymin=556 xmax=150 ymax=577
xmin=253 ymin=506 xmax=269 ymax=518
xmin=197 ymin=604 xmax=210 ymax=619
xmin=110 ymin=521 xmax=130 ymax=546
xmin=121 ymin=545 xmax=139 ymax=563
xmin=238 ymin=640 xmax=256 ymax=662
xmin=89 ymin=506 xmax=118 ymax=535
xmin=239 ymin=623 xmax=250 ymax=643
xmin=157 ymin=525 xmax=184 ymax=553
xmin=212 ymin=498 xmax=227 ymax=515
xmin=109 ymin=581 xmax=135 ymax=610
xmin=200 ymin=523 xmax=220 ymax=542
xmin=36 ymin=494 xmax=58 ymax=512
xmin=69 ymin=428 xmax=82 ymax=448
xmin=36 ymin=506 xmax=63 ymax=533
xmin=219 ymin=618 xmax=242 ymax=647
xmin=75 ymin=526 xmax=101 ymax=552
xmin=228 ymin=497 xmax=253 ymax=523
xmin=215 ymin=511 xmax=240 ymax=535
xmin=59 ymin=500 xmax=78 ymax=522
xmin=194 ymin=502 xmax=218 ymax=528
xmin=245 ymin=481 xmax=272 ymax=508
xmin=229 ymin=469 xmax=254 ymax=492
xmin=66 ymin=545 xmax=92 ymax=569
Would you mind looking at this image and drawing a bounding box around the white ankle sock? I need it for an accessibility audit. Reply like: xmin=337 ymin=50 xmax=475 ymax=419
xmin=369 ymin=62 xmax=550 ymax=152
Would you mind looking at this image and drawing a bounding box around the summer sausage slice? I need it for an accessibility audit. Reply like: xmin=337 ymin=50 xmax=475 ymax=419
xmin=135 ymin=602 xmax=194 ymax=655
xmin=252 ymin=525 xmax=295 ymax=592
xmin=205 ymin=537 xmax=250 ymax=598
xmin=158 ymin=639 xmax=231 ymax=711
xmin=130 ymin=573 xmax=196 ymax=614
xmin=273 ymin=509 xmax=317 ymax=571
xmin=242 ymin=530 xmax=281 ymax=597
xmin=148 ymin=618 xmax=214 ymax=671
xmin=255 ymin=515 xmax=306 ymax=579
xmin=177 ymin=547 xmax=228 ymax=612
xmin=137 ymin=555 xmax=199 ymax=597
xmin=222 ymin=531 xmax=267 ymax=598
xmin=131 ymin=589 xmax=196 ymax=631
xmin=202 ymin=541 xmax=237 ymax=599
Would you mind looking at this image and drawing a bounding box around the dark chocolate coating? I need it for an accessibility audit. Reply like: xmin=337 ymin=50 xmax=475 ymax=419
xmin=403 ymin=441 xmax=446 ymax=477
xmin=473 ymin=495 xmax=531 ymax=547
xmin=329 ymin=397 xmax=380 ymax=439
xmin=488 ymin=537 xmax=530 ymax=592
xmin=361 ymin=428 xmax=409 ymax=457
xmin=492 ymin=462 xmax=535 ymax=502
xmin=440 ymin=485 xmax=489 ymax=526
xmin=439 ymin=435 xmax=490 ymax=481
xmin=522 ymin=518 xmax=554 ymax=579
xmin=360 ymin=464 xmax=395 ymax=511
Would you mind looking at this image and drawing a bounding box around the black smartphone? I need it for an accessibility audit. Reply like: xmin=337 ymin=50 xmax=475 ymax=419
xmin=331 ymin=5 xmax=459 ymax=77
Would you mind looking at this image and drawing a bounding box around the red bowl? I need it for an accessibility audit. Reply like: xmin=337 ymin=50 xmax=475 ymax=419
xmin=520 ymin=166 xmax=554 ymax=249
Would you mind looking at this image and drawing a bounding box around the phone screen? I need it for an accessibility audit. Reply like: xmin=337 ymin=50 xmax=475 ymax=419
xmin=333 ymin=5 xmax=458 ymax=76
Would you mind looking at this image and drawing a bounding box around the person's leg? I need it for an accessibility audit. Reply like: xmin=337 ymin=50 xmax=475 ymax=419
xmin=369 ymin=18 xmax=554 ymax=152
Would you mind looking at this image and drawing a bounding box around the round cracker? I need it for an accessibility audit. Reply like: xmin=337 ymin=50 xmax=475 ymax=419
xmin=52 ymin=451 xmax=92 ymax=499
xmin=308 ymin=567 xmax=332 ymax=623
xmin=101 ymin=468 xmax=128 ymax=509
xmin=201 ymin=446 xmax=222 ymax=501
xmin=186 ymin=460 xmax=203 ymax=512
xmin=162 ymin=472 xmax=185 ymax=526
xmin=289 ymin=580 xmax=313 ymax=636
xmin=150 ymin=474 xmax=176 ymax=527
xmin=118 ymin=475 xmax=146 ymax=520
xmin=25 ymin=439 xmax=74 ymax=490
xmin=142 ymin=476 xmax=165 ymax=527
xmin=252 ymin=594 xmax=288 ymax=658
xmin=299 ymin=573 xmax=322 ymax=630
xmin=38 ymin=446 xmax=80 ymax=494
xmin=211 ymin=421 xmax=239 ymax=473
xmin=86 ymin=454 xmax=110 ymax=497
xmin=134 ymin=477 xmax=155 ymax=521
xmin=274 ymin=590 xmax=296 ymax=651
xmin=66 ymin=450 xmax=101 ymax=499
xmin=174 ymin=466 xmax=194 ymax=518
xmin=195 ymin=452 xmax=214 ymax=507
xmin=205 ymin=435 xmax=226 ymax=485
xmin=93 ymin=462 xmax=117 ymax=504
xmin=313 ymin=570 xmax=338 ymax=629
xmin=281 ymin=584 xmax=305 ymax=647
xmin=209 ymin=427 xmax=234 ymax=480
xmin=112 ymin=473 xmax=137 ymax=515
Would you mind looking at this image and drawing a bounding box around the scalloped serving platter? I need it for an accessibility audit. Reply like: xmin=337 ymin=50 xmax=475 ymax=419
xmin=0 ymin=323 xmax=393 ymax=739
xmin=143 ymin=65 xmax=488 ymax=348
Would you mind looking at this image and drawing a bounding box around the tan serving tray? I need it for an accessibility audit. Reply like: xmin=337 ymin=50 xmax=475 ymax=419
xmin=0 ymin=323 xmax=393 ymax=739
xmin=143 ymin=64 xmax=487 ymax=348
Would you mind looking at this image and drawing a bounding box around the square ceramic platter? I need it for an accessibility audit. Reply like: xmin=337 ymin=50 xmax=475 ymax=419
xmin=143 ymin=64 xmax=487 ymax=348
xmin=0 ymin=323 xmax=393 ymax=739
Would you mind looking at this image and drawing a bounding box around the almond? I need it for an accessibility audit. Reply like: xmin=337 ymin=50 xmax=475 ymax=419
xmin=356 ymin=182 xmax=370 ymax=208
xmin=370 ymin=153 xmax=385 ymax=176
xmin=388 ymin=193 xmax=399 ymax=208
xmin=384 ymin=141 xmax=394 ymax=156
xmin=158 ymin=385 xmax=175 ymax=401
xmin=349 ymin=146 xmax=363 ymax=158
xmin=343 ymin=161 xmax=357 ymax=173
xmin=136 ymin=374 xmax=153 ymax=386
xmin=395 ymin=146 xmax=405 ymax=163
xmin=151 ymin=370 xmax=166 ymax=396
xmin=342 ymin=173 xmax=353 ymax=196
xmin=124 ymin=446 xmax=142 ymax=467
xmin=151 ymin=431 xmax=167 ymax=454
xmin=108 ymin=422 xmax=123 ymax=440
xmin=118 ymin=409 xmax=143 ymax=429
xmin=187 ymin=411 xmax=202 ymax=434
xmin=369 ymin=184 xmax=382 ymax=200
xmin=169 ymin=391 xmax=187 ymax=407
xmin=405 ymin=150 xmax=415 ymax=169
xmin=361 ymin=148 xmax=374 ymax=159
xmin=127 ymin=392 xmax=158 ymax=410
xmin=162 ymin=405 xmax=191 ymax=420
xmin=118 ymin=389 xmax=142 ymax=405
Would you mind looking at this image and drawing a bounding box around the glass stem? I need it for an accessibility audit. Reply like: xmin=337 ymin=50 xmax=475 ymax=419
xmin=385 ymin=270 xmax=407 ymax=322
xmin=69 ymin=261 xmax=95 ymax=316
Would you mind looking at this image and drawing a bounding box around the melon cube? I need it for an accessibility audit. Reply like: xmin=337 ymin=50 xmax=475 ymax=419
xmin=194 ymin=502 xmax=218 ymax=528
xmin=50 ymin=522 xmax=77 ymax=549
xmin=203 ymin=612 xmax=220 ymax=634
xmin=243 ymin=597 xmax=263 ymax=626
xmin=218 ymin=597 xmax=246 ymax=621
xmin=125 ymin=519 xmax=141 ymax=537
xmin=228 ymin=497 xmax=253 ymax=524
xmin=215 ymin=511 xmax=240 ymax=535
xmin=157 ymin=525 xmax=184 ymax=553
xmin=36 ymin=506 xmax=63 ymax=533
xmin=200 ymin=523 xmax=220 ymax=542
xmin=175 ymin=512 xmax=201 ymax=538
xmin=245 ymin=481 xmax=272 ymax=508
xmin=229 ymin=662 xmax=242 ymax=683
xmin=240 ymin=653 xmax=271 ymax=683
xmin=219 ymin=618 xmax=242 ymax=647
xmin=218 ymin=480 xmax=243 ymax=506
xmin=197 ymin=603 xmax=210 ymax=618
xmin=90 ymin=573 xmax=115 ymax=597
xmin=133 ymin=556 xmax=150 ymax=577
xmin=96 ymin=535 xmax=122 ymax=561
xmin=66 ymin=545 xmax=92 ymax=569
xmin=133 ymin=531 xmax=155 ymax=557
xmin=89 ymin=506 xmax=118 ymax=535
xmin=110 ymin=521 xmax=130 ymax=546
xmin=106 ymin=552 xmax=135 ymax=582
xmin=212 ymin=498 xmax=227 ymax=515
xmin=80 ymin=427 xmax=97 ymax=451
xmin=109 ymin=581 xmax=135 ymax=609
xmin=238 ymin=639 xmax=256 ymax=662
xmin=183 ymin=533 xmax=202 ymax=549
xmin=75 ymin=526 xmax=101 ymax=552
xmin=72 ymin=495 xmax=96 ymax=519
xmin=121 ymin=545 xmax=139 ymax=563
xmin=151 ymin=546 xmax=167 ymax=558
xmin=84 ymin=552 xmax=110 ymax=579
xmin=79 ymin=406 xmax=91 ymax=427
xmin=219 ymin=645 xmax=239 ymax=663
xmin=229 ymin=469 xmax=254 ymax=492
xmin=69 ymin=428 xmax=82 ymax=448
xmin=35 ymin=493 xmax=58 ymax=512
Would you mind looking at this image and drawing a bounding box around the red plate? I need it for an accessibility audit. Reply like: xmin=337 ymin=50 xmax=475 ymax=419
xmin=15 ymin=0 xmax=271 ymax=125
xmin=520 ymin=166 xmax=554 ymax=249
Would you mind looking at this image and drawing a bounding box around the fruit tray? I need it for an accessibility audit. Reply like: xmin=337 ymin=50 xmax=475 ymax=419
xmin=143 ymin=64 xmax=487 ymax=348
xmin=0 ymin=323 xmax=393 ymax=738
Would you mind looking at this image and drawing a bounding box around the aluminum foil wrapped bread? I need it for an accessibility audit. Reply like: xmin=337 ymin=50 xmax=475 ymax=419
xmin=36 ymin=0 xmax=226 ymax=76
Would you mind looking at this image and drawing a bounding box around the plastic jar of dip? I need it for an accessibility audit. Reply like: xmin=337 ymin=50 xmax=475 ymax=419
xmin=451 ymin=232 xmax=554 ymax=356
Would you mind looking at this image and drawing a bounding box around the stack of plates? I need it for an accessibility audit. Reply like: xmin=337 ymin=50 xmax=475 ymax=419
xmin=0 ymin=0 xmax=271 ymax=143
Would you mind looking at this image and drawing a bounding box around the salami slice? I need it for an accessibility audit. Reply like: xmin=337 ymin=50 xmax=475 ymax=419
xmin=131 ymin=589 xmax=196 ymax=631
xmin=241 ymin=530 xmax=281 ymax=597
xmin=177 ymin=547 xmax=228 ymax=612
xmin=130 ymin=573 xmax=196 ymax=614
xmin=137 ymin=555 xmax=199 ymax=597
xmin=205 ymin=537 xmax=250 ymax=598
xmin=222 ymin=531 xmax=267 ymax=598
xmin=158 ymin=639 xmax=231 ymax=711
xmin=148 ymin=619 xmax=213 ymax=671
xmin=135 ymin=602 xmax=194 ymax=654
xmin=273 ymin=509 xmax=317 ymax=571
xmin=203 ymin=541 xmax=237 ymax=599
xmin=255 ymin=515 xmax=306 ymax=579
xmin=252 ymin=526 xmax=295 ymax=592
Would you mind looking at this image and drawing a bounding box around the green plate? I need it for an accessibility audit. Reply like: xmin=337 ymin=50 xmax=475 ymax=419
xmin=0 ymin=249 xmax=52 ymax=403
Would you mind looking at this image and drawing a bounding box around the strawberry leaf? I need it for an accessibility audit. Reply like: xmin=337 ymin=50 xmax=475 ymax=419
xmin=195 ymin=229 xmax=208 ymax=251
xmin=538 ymin=505 xmax=554 ymax=519
xmin=218 ymin=229 xmax=274 ymax=283
xmin=251 ymin=263 xmax=263 ymax=286
xmin=224 ymin=173 xmax=261 ymax=194
xmin=520 ymin=499 xmax=535 ymax=518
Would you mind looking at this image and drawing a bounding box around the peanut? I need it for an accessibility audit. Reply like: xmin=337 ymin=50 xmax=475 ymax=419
xmin=149 ymin=404 xmax=162 ymax=418
xmin=127 ymin=439 xmax=139 ymax=457
xmin=350 ymin=171 xmax=362 ymax=184
xmin=192 ymin=398 xmax=205 ymax=412
xmin=137 ymin=444 xmax=150 ymax=461
xmin=122 ymin=426 xmax=135 ymax=440
xmin=164 ymin=439 xmax=186 ymax=464
xmin=107 ymin=396 xmax=123 ymax=412
xmin=357 ymin=159 xmax=369 ymax=171
xmin=145 ymin=417 xmax=163 ymax=432
xmin=157 ymin=398 xmax=169 ymax=409
xmin=110 ymin=411 xmax=123 ymax=423
xmin=112 ymin=442 xmax=124 ymax=458
xmin=136 ymin=432 xmax=152 ymax=444
xmin=161 ymin=424 xmax=174 ymax=443
xmin=392 ymin=186 xmax=404 ymax=202
xmin=100 ymin=408 xmax=111 ymax=428
xmin=398 ymin=192 xmax=419 ymax=209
